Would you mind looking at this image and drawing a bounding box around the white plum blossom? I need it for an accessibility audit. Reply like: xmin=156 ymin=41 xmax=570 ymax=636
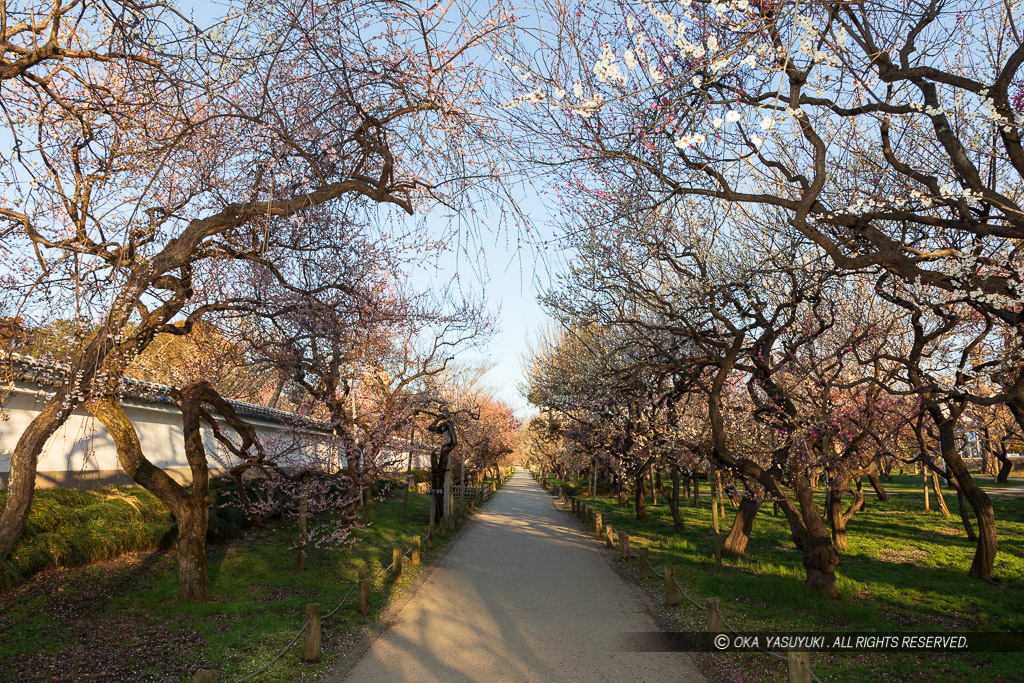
xmin=674 ymin=132 xmax=705 ymax=149
xmin=760 ymin=115 xmax=775 ymax=130
xmin=725 ymin=110 xmax=742 ymax=123
xmin=676 ymin=38 xmax=706 ymax=58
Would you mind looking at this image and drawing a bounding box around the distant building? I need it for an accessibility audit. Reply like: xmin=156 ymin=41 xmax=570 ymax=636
xmin=0 ymin=354 xmax=337 ymax=489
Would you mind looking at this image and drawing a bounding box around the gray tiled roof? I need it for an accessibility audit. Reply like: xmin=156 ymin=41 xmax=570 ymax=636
xmin=3 ymin=352 xmax=312 ymax=427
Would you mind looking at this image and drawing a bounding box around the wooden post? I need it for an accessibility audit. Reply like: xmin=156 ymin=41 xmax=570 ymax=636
xmin=664 ymin=566 xmax=678 ymax=606
xmin=392 ymin=547 xmax=402 ymax=582
xmin=788 ymin=651 xmax=812 ymax=683
xmin=605 ymin=523 xmax=615 ymax=548
xmin=924 ymin=469 xmax=930 ymax=511
xmin=412 ymin=535 xmax=421 ymax=565
xmin=358 ymin=569 xmax=371 ymax=615
xmin=706 ymin=597 xmax=725 ymax=633
xmin=619 ymin=532 xmax=630 ymax=560
xmin=426 ymin=524 xmax=435 ymax=550
xmin=594 ymin=512 xmax=603 ymax=537
xmin=714 ymin=533 xmax=723 ymax=568
xmin=193 ymin=671 xmax=217 ymax=683
xmin=303 ymin=603 xmax=321 ymax=663
xmin=639 ymin=547 xmax=650 ymax=580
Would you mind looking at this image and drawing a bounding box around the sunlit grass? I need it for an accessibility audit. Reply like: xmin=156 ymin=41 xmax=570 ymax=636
xmin=543 ymin=471 xmax=1024 ymax=681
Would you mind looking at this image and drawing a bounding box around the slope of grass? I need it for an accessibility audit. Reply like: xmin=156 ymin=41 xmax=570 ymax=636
xmin=0 ymin=479 xmax=253 ymax=592
xmin=0 ymin=487 xmax=174 ymax=591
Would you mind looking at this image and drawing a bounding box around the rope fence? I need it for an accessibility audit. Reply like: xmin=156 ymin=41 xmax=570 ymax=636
xmin=533 ymin=471 xmax=824 ymax=683
xmin=193 ymin=468 xmax=515 ymax=682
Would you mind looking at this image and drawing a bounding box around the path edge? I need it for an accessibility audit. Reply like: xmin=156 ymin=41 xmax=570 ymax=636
xmin=324 ymin=486 xmax=505 ymax=681
xmin=542 ymin=485 xmax=712 ymax=682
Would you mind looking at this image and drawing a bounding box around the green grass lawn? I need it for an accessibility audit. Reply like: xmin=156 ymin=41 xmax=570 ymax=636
xmin=541 ymin=472 xmax=1024 ymax=682
xmin=0 ymin=485 xmax=494 ymax=681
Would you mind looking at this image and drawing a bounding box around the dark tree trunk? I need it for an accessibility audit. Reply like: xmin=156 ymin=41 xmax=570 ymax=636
xmin=995 ymin=446 xmax=1013 ymax=483
xmin=669 ymin=467 xmax=683 ymax=531
xmin=430 ymin=449 xmax=445 ymax=525
xmin=722 ymin=495 xmax=760 ymax=556
xmin=946 ymin=477 xmax=978 ymax=541
xmin=867 ymin=473 xmax=889 ymax=501
xmin=931 ymin=470 xmax=950 ymax=517
xmin=634 ymin=474 xmax=647 ymax=522
xmin=933 ymin=414 xmax=996 ymax=580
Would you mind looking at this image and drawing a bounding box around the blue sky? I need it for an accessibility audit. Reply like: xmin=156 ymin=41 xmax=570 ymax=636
xmin=408 ymin=194 xmax=561 ymax=421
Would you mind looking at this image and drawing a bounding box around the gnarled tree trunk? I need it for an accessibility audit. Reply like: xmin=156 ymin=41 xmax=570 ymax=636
xmin=634 ymin=473 xmax=647 ymax=521
xmin=934 ymin=414 xmax=996 ymax=580
xmin=0 ymin=398 xmax=67 ymax=565
xmin=827 ymin=481 xmax=865 ymax=552
xmin=867 ymin=472 xmax=889 ymax=501
xmin=87 ymin=394 xmax=211 ymax=601
xmin=722 ymin=494 xmax=761 ymax=556
xmin=931 ymin=470 xmax=950 ymax=517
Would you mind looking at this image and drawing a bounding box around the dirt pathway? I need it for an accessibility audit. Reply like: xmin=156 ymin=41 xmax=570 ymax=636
xmin=337 ymin=471 xmax=703 ymax=682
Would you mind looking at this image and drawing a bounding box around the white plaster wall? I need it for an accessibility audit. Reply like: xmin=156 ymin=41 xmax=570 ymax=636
xmin=0 ymin=379 xmax=336 ymax=488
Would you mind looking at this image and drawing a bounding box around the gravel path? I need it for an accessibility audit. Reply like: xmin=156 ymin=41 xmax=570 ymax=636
xmin=338 ymin=471 xmax=703 ymax=682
